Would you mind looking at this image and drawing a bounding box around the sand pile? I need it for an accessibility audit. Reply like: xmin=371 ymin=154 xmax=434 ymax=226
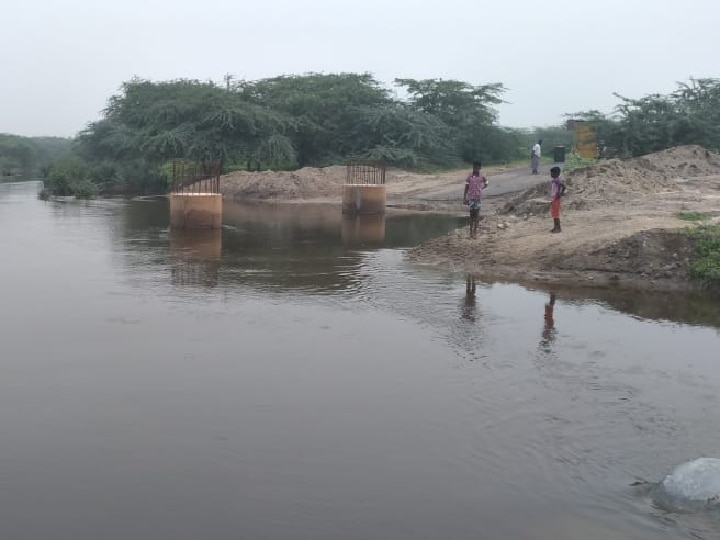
xmin=220 ymin=165 xmax=346 ymax=201
xmin=502 ymin=145 xmax=720 ymax=215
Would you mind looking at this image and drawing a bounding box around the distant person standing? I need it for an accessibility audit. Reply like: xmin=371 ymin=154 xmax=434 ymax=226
xmin=531 ymin=139 xmax=543 ymax=174
xmin=463 ymin=161 xmax=489 ymax=238
xmin=549 ymin=166 xmax=567 ymax=233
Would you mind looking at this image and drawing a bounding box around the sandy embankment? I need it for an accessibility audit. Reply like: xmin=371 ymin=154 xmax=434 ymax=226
xmin=219 ymin=146 xmax=720 ymax=290
xmin=219 ymin=163 xmax=521 ymax=208
xmin=408 ymin=146 xmax=720 ymax=290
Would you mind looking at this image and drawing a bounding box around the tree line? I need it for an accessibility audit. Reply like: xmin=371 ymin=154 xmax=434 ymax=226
xmin=0 ymin=134 xmax=72 ymax=180
xmin=47 ymin=73 xmax=529 ymax=196
xmin=39 ymin=74 xmax=719 ymax=197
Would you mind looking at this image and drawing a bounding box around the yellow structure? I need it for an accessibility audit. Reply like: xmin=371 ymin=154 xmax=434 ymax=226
xmin=341 ymin=214 xmax=386 ymax=247
xmin=169 ymin=193 xmax=223 ymax=229
xmin=569 ymin=120 xmax=597 ymax=159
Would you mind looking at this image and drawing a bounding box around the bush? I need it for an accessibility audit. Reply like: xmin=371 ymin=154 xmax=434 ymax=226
xmin=71 ymin=179 xmax=99 ymax=199
xmin=564 ymin=152 xmax=596 ymax=173
xmin=46 ymin=156 xmax=91 ymax=196
xmin=689 ymin=225 xmax=720 ymax=285
xmin=676 ymin=211 xmax=710 ymax=222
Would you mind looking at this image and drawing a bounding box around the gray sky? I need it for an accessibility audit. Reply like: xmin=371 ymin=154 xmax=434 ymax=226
xmin=2 ymin=0 xmax=718 ymax=137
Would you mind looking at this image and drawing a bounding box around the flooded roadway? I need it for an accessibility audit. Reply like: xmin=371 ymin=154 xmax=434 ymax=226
xmin=1 ymin=180 xmax=720 ymax=540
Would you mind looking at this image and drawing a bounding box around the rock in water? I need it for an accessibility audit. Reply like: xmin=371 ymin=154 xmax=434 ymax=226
xmin=652 ymin=458 xmax=720 ymax=511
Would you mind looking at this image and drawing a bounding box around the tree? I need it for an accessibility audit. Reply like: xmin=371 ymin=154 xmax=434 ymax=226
xmin=75 ymin=78 xmax=298 ymax=192
xmin=394 ymin=78 xmax=511 ymax=162
xmin=395 ymin=78 xmax=505 ymax=127
xmin=238 ymin=73 xmax=391 ymax=166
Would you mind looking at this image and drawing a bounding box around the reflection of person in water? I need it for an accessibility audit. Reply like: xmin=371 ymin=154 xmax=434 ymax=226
xmin=461 ymin=274 xmax=477 ymax=322
xmin=540 ymin=292 xmax=557 ymax=352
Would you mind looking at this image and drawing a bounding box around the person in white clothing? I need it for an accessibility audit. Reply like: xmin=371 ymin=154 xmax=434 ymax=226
xmin=531 ymin=139 xmax=542 ymax=174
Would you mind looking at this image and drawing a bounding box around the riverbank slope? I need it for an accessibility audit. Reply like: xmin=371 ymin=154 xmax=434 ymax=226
xmin=408 ymin=146 xmax=720 ymax=291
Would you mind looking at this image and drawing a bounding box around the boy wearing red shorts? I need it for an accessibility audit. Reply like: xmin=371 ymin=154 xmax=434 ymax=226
xmin=549 ymin=166 xmax=567 ymax=233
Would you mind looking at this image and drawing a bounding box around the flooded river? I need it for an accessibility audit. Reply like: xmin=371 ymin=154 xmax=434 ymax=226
xmin=2 ymin=180 xmax=720 ymax=540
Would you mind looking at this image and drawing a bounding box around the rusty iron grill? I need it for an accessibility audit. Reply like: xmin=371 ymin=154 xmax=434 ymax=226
xmin=171 ymin=160 xmax=221 ymax=194
xmin=346 ymin=160 xmax=386 ymax=185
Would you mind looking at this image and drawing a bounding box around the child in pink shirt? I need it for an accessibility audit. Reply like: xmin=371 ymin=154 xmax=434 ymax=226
xmin=463 ymin=161 xmax=489 ymax=238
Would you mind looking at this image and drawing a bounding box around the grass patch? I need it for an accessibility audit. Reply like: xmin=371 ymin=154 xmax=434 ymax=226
xmin=563 ymin=152 xmax=596 ymax=173
xmin=677 ymin=211 xmax=710 ymax=222
xmin=689 ymin=225 xmax=720 ymax=285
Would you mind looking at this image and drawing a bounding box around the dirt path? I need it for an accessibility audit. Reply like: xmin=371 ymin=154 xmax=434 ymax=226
xmin=389 ymin=164 xmax=548 ymax=202
xmin=220 ymin=161 xmax=549 ymax=211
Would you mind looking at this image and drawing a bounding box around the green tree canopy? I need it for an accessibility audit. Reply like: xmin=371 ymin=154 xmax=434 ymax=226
xmin=571 ymin=78 xmax=720 ymax=157
xmin=61 ymin=72 xmax=517 ymax=195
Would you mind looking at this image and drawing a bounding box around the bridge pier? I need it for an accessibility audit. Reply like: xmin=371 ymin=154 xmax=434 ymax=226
xmin=169 ymin=193 xmax=222 ymax=229
xmin=169 ymin=160 xmax=222 ymax=229
xmin=342 ymin=161 xmax=386 ymax=215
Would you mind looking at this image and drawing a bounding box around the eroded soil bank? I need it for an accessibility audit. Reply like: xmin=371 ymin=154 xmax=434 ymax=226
xmin=408 ymin=146 xmax=720 ymax=291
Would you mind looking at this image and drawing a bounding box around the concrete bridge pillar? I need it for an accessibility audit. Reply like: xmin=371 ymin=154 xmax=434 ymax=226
xmin=341 ymin=184 xmax=386 ymax=215
xmin=169 ymin=160 xmax=223 ymax=229
xmin=342 ymin=161 xmax=386 ymax=215
xmin=169 ymin=193 xmax=222 ymax=229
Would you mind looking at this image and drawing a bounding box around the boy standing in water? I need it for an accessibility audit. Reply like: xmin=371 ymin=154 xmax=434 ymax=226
xmin=549 ymin=166 xmax=567 ymax=233
xmin=463 ymin=161 xmax=489 ymax=238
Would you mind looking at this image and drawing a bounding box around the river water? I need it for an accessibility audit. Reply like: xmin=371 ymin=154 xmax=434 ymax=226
xmin=1 ymin=180 xmax=720 ymax=540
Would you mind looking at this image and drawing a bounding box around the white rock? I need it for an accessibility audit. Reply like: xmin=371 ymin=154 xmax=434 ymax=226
xmin=653 ymin=458 xmax=720 ymax=510
xmin=662 ymin=458 xmax=720 ymax=501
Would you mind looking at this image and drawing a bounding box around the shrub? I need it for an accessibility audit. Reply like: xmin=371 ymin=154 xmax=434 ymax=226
xmin=676 ymin=211 xmax=710 ymax=222
xmin=689 ymin=225 xmax=720 ymax=285
xmin=564 ymin=152 xmax=596 ymax=173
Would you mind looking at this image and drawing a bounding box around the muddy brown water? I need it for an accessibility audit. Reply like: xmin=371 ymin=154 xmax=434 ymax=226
xmin=2 ymin=181 xmax=720 ymax=540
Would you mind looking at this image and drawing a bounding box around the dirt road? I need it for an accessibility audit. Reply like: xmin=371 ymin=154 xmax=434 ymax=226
xmin=385 ymin=164 xmax=549 ymax=213
xmin=221 ymin=162 xmax=549 ymax=211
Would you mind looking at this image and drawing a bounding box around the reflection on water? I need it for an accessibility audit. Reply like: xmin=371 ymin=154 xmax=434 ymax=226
xmin=526 ymin=284 xmax=720 ymax=330
xmin=0 ymin=179 xmax=44 ymax=202
xmin=169 ymin=229 xmax=222 ymax=288
xmin=2 ymin=183 xmax=720 ymax=540
xmin=113 ymin=200 xmax=465 ymax=295
xmin=341 ymin=214 xmax=386 ymax=247
xmin=461 ymin=273 xmax=477 ymax=322
xmin=540 ymin=293 xmax=558 ymax=354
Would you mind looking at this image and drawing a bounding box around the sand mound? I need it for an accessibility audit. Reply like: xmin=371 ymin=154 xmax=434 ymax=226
xmin=502 ymin=145 xmax=720 ymax=215
xmin=220 ymin=165 xmax=346 ymax=201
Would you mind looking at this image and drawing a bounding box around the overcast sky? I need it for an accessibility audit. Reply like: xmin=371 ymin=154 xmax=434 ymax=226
xmin=2 ymin=0 xmax=718 ymax=137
